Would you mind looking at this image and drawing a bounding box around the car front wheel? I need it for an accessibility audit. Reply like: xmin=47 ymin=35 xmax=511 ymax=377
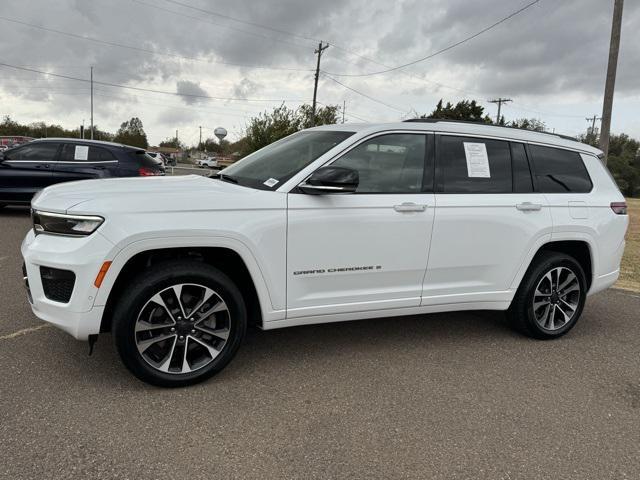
xmin=112 ymin=260 xmax=247 ymax=387
xmin=508 ymin=252 xmax=587 ymax=339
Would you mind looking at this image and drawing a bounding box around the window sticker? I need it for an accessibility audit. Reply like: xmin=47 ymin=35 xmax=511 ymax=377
xmin=463 ymin=142 xmax=490 ymax=178
xmin=74 ymin=145 xmax=89 ymax=161
xmin=263 ymin=178 xmax=279 ymax=188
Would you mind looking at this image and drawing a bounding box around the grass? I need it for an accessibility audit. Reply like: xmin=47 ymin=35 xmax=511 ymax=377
xmin=616 ymin=197 xmax=640 ymax=292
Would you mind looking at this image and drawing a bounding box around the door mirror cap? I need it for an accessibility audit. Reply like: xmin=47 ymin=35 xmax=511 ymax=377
xmin=299 ymin=166 xmax=359 ymax=194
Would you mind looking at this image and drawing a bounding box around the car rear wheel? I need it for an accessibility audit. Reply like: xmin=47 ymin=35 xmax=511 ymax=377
xmin=112 ymin=260 xmax=247 ymax=387
xmin=508 ymin=252 xmax=587 ymax=339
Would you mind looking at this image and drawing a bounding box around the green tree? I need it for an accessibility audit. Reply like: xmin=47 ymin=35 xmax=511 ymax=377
xmin=510 ymin=118 xmax=546 ymax=132
xmin=113 ymin=117 xmax=148 ymax=148
xmin=159 ymin=136 xmax=185 ymax=150
xmin=423 ymin=99 xmax=493 ymax=123
xmin=606 ymin=133 xmax=640 ymax=197
xmin=297 ymin=104 xmax=340 ymax=129
xmin=243 ymin=103 xmax=340 ymax=155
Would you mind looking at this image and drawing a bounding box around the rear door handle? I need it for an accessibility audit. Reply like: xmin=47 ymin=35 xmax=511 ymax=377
xmin=516 ymin=202 xmax=542 ymax=211
xmin=394 ymin=202 xmax=427 ymax=212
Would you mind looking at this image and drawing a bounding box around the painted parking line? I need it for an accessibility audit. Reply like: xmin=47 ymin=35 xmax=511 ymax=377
xmin=0 ymin=323 xmax=50 ymax=340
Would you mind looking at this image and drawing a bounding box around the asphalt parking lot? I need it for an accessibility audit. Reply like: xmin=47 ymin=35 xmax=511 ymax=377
xmin=1 ymin=206 xmax=639 ymax=480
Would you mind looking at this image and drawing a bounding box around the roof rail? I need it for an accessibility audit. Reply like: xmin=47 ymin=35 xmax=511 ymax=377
xmin=402 ymin=118 xmax=579 ymax=142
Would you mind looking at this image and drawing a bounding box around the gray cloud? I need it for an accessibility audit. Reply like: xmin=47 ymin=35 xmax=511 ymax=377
xmin=0 ymin=0 xmax=639 ymax=142
xmin=176 ymin=80 xmax=209 ymax=104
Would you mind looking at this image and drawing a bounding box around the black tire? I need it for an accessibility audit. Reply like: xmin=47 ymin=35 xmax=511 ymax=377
xmin=112 ymin=260 xmax=247 ymax=387
xmin=508 ymin=252 xmax=587 ymax=339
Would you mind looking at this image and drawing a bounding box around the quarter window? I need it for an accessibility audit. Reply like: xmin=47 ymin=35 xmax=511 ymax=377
xmin=331 ymin=134 xmax=427 ymax=193
xmin=439 ymin=136 xmax=512 ymax=193
xmin=4 ymin=143 xmax=59 ymax=161
xmin=528 ymin=145 xmax=592 ymax=193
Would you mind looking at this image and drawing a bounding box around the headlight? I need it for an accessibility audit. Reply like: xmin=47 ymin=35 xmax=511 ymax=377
xmin=32 ymin=210 xmax=104 ymax=237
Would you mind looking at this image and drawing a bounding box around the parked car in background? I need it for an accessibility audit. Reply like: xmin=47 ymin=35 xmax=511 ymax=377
xmin=147 ymin=151 xmax=175 ymax=166
xmin=197 ymin=156 xmax=219 ymax=168
xmin=0 ymin=138 xmax=164 ymax=207
xmin=21 ymin=120 xmax=628 ymax=387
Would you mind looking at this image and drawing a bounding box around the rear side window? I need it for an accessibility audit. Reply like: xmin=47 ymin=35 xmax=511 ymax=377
xmin=59 ymin=144 xmax=117 ymax=162
xmin=529 ymin=145 xmax=592 ymax=193
xmin=4 ymin=143 xmax=59 ymax=161
xmin=438 ymin=136 xmax=512 ymax=193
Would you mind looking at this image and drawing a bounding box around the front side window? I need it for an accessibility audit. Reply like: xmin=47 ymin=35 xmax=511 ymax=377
xmin=59 ymin=144 xmax=117 ymax=162
xmin=331 ymin=134 xmax=427 ymax=193
xmin=4 ymin=143 xmax=59 ymax=161
xmin=438 ymin=136 xmax=512 ymax=193
xmin=529 ymin=145 xmax=592 ymax=193
xmin=221 ymin=130 xmax=354 ymax=190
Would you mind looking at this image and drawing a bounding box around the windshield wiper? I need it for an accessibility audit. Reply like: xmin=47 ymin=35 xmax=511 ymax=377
xmin=211 ymin=172 xmax=238 ymax=184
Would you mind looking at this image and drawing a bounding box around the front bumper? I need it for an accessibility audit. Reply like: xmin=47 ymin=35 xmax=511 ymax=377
xmin=21 ymin=229 xmax=114 ymax=340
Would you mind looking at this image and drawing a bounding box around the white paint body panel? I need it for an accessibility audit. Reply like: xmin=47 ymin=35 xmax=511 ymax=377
xmin=287 ymin=192 xmax=435 ymax=317
xmin=21 ymin=122 xmax=628 ymax=340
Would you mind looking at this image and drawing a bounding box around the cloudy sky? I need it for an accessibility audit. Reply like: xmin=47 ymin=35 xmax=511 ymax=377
xmin=1 ymin=0 xmax=638 ymax=145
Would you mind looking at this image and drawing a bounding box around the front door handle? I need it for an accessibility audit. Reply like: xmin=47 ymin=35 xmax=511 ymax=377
xmin=516 ymin=202 xmax=542 ymax=211
xmin=394 ymin=202 xmax=427 ymax=212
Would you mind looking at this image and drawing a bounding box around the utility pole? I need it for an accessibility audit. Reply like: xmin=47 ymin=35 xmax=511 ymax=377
xmin=342 ymin=100 xmax=346 ymax=123
xmin=90 ymin=66 xmax=94 ymax=140
xmin=311 ymin=41 xmax=329 ymax=127
xmin=586 ymin=115 xmax=602 ymax=137
xmin=600 ymin=0 xmax=624 ymax=164
xmin=199 ymin=126 xmax=202 ymax=148
xmin=489 ymin=98 xmax=512 ymax=124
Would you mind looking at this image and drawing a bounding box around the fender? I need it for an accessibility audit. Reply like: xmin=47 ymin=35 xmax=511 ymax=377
xmin=92 ymin=234 xmax=286 ymax=323
xmin=509 ymin=231 xmax=597 ymax=292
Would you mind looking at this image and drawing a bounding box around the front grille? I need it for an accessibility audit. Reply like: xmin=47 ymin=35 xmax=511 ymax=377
xmin=40 ymin=266 xmax=75 ymax=303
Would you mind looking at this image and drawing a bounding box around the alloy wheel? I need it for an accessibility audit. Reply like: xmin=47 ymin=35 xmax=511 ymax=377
xmin=532 ymin=267 xmax=581 ymax=331
xmin=134 ymin=283 xmax=230 ymax=374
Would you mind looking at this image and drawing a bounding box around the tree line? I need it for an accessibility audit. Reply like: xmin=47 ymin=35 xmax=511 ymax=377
xmin=2 ymin=99 xmax=638 ymax=197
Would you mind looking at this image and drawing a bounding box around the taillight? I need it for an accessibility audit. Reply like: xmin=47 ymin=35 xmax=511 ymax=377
xmin=610 ymin=202 xmax=627 ymax=215
xmin=138 ymin=167 xmax=158 ymax=176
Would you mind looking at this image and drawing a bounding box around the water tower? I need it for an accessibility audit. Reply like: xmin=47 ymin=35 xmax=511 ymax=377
xmin=214 ymin=127 xmax=227 ymax=143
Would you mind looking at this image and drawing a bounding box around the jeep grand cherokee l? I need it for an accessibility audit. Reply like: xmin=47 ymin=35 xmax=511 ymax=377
xmin=21 ymin=120 xmax=628 ymax=387
xmin=0 ymin=138 xmax=164 ymax=207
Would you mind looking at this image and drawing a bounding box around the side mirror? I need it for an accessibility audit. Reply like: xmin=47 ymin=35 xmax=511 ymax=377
xmin=299 ymin=166 xmax=359 ymax=194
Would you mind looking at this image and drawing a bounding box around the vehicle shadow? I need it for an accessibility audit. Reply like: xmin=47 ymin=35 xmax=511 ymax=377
xmin=0 ymin=205 xmax=31 ymax=216
xmin=62 ymin=310 xmax=517 ymax=389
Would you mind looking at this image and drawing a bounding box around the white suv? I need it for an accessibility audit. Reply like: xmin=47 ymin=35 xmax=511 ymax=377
xmin=22 ymin=120 xmax=629 ymax=387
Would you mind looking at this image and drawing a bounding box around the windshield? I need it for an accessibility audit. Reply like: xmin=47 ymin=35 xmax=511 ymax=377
xmin=220 ymin=130 xmax=355 ymax=190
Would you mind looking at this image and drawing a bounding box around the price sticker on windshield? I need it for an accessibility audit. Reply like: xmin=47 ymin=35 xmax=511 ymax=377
xmin=263 ymin=178 xmax=279 ymax=188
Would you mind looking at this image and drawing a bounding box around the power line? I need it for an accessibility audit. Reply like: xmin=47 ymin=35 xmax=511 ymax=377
xmin=130 ymin=0 xmax=314 ymax=52
xmin=324 ymin=0 xmax=541 ymax=77
xmin=0 ymin=15 xmax=312 ymax=73
xmin=0 ymin=62 xmax=308 ymax=103
xmin=322 ymin=73 xmax=408 ymax=114
xmin=159 ymin=0 xmax=318 ymax=43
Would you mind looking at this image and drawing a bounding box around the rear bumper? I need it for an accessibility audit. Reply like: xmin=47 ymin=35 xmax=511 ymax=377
xmin=588 ymin=269 xmax=620 ymax=296
xmin=21 ymin=229 xmax=114 ymax=340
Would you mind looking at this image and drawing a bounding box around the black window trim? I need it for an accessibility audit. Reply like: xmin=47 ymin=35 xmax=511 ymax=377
xmin=295 ymin=130 xmax=435 ymax=194
xmin=510 ymin=141 xmax=535 ymax=194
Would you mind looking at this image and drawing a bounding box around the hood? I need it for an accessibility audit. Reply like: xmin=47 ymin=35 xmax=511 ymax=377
xmin=32 ymin=175 xmax=279 ymax=214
